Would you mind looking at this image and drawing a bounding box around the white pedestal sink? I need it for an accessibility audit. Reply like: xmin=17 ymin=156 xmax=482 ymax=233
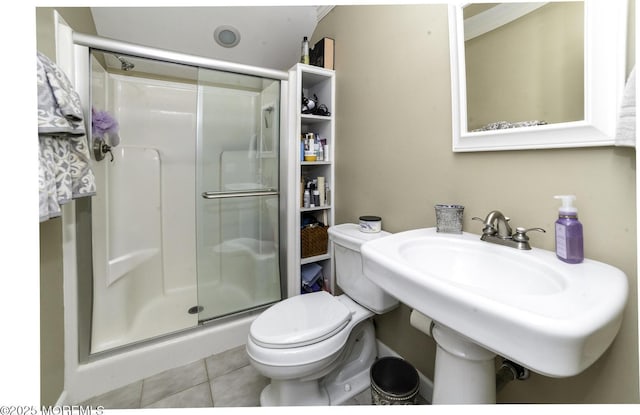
xmin=361 ymin=228 xmax=628 ymax=404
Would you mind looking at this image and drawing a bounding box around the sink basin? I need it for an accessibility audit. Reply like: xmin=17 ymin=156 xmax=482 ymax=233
xmin=361 ymin=228 xmax=628 ymax=378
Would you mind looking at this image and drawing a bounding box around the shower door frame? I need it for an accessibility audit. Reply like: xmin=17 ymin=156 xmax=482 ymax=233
xmin=56 ymin=16 xmax=295 ymax=403
xmin=195 ymin=70 xmax=284 ymax=322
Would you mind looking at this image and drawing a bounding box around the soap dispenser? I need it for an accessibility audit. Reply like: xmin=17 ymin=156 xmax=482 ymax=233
xmin=554 ymin=195 xmax=584 ymax=264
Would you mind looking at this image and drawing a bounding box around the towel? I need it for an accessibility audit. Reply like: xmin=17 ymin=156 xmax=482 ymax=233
xmin=38 ymin=51 xmax=96 ymax=222
xmin=615 ymin=66 xmax=636 ymax=147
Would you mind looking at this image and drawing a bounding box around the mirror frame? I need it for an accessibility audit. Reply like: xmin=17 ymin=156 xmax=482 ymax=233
xmin=449 ymin=0 xmax=628 ymax=152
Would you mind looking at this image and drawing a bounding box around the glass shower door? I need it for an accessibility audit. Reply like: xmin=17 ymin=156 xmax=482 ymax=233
xmin=196 ymin=69 xmax=282 ymax=322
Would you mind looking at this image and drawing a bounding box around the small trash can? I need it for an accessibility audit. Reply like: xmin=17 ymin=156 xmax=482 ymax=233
xmin=370 ymin=356 xmax=420 ymax=405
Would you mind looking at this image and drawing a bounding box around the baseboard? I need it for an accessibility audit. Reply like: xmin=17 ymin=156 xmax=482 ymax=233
xmin=55 ymin=390 xmax=68 ymax=406
xmin=376 ymin=340 xmax=433 ymax=404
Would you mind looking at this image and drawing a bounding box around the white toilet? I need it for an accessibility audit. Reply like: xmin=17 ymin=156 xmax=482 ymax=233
xmin=246 ymin=223 xmax=398 ymax=406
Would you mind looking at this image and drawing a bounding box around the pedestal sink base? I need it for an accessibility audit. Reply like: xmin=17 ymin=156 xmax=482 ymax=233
xmin=432 ymin=324 xmax=497 ymax=404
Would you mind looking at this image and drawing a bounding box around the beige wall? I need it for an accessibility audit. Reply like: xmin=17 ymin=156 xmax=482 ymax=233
xmin=39 ymin=218 xmax=65 ymax=406
xmin=313 ymin=4 xmax=638 ymax=404
xmin=37 ymin=7 xmax=97 ymax=406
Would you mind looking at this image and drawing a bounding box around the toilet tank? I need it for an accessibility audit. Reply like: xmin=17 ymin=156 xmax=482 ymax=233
xmin=328 ymin=223 xmax=398 ymax=313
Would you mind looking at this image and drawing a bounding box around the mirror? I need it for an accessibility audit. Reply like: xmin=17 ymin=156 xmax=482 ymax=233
xmin=448 ymin=0 xmax=628 ymax=152
xmin=465 ymin=2 xmax=584 ymax=131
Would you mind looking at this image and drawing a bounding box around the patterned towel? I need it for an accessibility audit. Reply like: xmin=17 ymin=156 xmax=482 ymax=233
xmin=37 ymin=51 xmax=95 ymax=222
xmin=615 ymin=66 xmax=636 ymax=148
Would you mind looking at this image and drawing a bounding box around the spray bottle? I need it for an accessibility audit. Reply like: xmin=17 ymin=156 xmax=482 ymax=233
xmin=554 ymin=195 xmax=584 ymax=264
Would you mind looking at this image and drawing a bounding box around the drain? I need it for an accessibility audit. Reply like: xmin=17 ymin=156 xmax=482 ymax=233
xmin=188 ymin=305 xmax=204 ymax=314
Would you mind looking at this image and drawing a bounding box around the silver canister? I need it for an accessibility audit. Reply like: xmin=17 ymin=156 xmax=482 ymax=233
xmin=434 ymin=204 xmax=464 ymax=234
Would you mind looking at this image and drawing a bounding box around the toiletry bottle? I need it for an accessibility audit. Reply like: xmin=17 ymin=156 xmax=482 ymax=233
xmin=309 ymin=183 xmax=316 ymax=207
xmin=554 ymin=195 xmax=584 ymax=264
xmin=301 ymin=37 xmax=310 ymax=65
xmin=308 ymin=134 xmax=315 ymax=154
xmin=303 ymin=188 xmax=310 ymax=208
xmin=313 ymin=188 xmax=320 ymax=207
xmin=317 ymin=177 xmax=325 ymax=206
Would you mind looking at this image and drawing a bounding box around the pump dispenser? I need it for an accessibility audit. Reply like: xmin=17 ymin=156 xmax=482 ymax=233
xmin=554 ymin=195 xmax=584 ymax=263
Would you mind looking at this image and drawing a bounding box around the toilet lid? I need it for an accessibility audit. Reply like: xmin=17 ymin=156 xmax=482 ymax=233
xmin=250 ymin=291 xmax=352 ymax=349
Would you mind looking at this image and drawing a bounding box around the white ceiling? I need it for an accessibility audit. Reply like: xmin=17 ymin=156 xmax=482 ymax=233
xmin=90 ymin=6 xmax=333 ymax=72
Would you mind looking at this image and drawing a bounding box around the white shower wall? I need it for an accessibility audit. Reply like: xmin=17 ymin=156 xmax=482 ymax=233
xmin=90 ymin=59 xmax=199 ymax=353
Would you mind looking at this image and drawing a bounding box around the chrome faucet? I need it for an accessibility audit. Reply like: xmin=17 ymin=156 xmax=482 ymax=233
xmin=472 ymin=210 xmax=545 ymax=250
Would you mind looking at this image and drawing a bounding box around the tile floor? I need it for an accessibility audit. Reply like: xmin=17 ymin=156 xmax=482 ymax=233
xmin=80 ymin=345 xmax=385 ymax=408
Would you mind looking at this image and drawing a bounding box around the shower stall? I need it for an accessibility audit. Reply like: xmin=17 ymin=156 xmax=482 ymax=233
xmin=87 ymin=49 xmax=284 ymax=354
xmin=52 ymin=19 xmax=293 ymax=402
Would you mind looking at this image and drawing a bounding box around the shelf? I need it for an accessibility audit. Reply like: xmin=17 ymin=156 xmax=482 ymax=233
xmin=288 ymin=63 xmax=336 ymax=297
xmin=301 ymin=205 xmax=332 ymax=212
xmin=301 ymin=114 xmax=332 ymax=124
xmin=301 ymin=161 xmax=331 ymax=166
xmin=301 ymin=253 xmax=331 ymax=265
xmin=300 ymin=64 xmax=334 ymax=86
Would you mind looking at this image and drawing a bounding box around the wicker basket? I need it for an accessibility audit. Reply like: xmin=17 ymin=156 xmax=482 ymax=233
xmin=301 ymin=225 xmax=329 ymax=258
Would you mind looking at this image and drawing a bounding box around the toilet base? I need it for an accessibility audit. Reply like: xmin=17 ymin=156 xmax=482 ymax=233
xmin=259 ymin=319 xmax=377 ymax=406
xmin=322 ymin=319 xmax=377 ymax=405
xmin=261 ymin=378 xmax=330 ymax=406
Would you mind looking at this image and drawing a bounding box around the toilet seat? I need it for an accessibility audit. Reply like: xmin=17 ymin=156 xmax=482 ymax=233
xmin=250 ymin=291 xmax=352 ymax=349
xmin=247 ymin=294 xmax=372 ymax=372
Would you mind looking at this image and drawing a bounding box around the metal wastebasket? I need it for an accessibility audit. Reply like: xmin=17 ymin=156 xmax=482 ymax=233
xmin=370 ymin=356 xmax=420 ymax=405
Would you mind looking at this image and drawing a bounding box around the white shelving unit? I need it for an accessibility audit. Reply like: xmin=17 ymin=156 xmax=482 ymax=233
xmin=287 ymin=63 xmax=336 ymax=297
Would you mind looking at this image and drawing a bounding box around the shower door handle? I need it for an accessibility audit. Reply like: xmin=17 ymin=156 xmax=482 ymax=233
xmin=201 ymin=189 xmax=278 ymax=199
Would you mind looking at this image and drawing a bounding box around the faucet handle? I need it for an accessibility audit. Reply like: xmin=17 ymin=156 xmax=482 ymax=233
xmin=512 ymin=227 xmax=546 ymax=242
xmin=472 ymin=216 xmax=497 ymax=236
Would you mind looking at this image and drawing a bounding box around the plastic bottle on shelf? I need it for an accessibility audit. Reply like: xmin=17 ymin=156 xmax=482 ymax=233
xmin=308 ymin=134 xmax=314 ymax=149
xmin=309 ymin=183 xmax=316 ymax=208
xmin=317 ymin=177 xmax=325 ymax=206
xmin=303 ymin=188 xmax=310 ymax=208
xmin=304 ymin=133 xmax=317 ymax=161
xmin=301 ymin=37 xmax=310 ymax=65
xmin=313 ymin=188 xmax=320 ymax=207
